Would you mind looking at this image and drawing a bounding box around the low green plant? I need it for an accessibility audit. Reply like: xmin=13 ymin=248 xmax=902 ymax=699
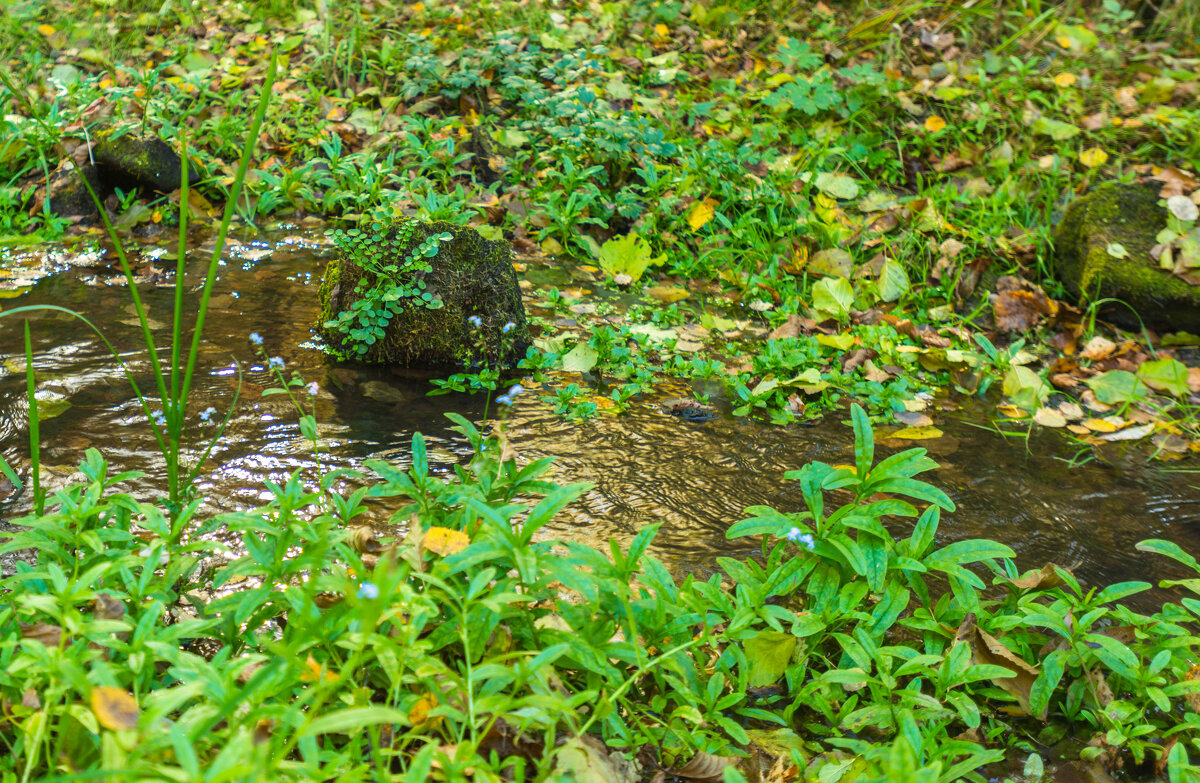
xmin=321 ymin=219 xmax=452 ymax=357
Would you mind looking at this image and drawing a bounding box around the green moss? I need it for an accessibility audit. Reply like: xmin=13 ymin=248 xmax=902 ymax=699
xmin=317 ymin=220 xmax=531 ymax=368
xmin=93 ymin=128 xmax=188 ymax=193
xmin=1053 ymin=182 xmax=1200 ymax=332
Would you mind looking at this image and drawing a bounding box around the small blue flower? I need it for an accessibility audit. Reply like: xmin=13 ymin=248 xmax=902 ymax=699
xmin=357 ymin=581 xmax=380 ymax=600
xmin=468 ymin=315 xmax=483 ymax=328
xmin=305 ymin=382 xmax=319 ymax=396
xmin=507 ymin=384 xmax=524 ymax=397
xmin=786 ymin=527 xmax=815 ymax=550
xmin=199 ymin=406 xmax=216 ymax=422
xmin=249 ymin=333 xmax=263 ymax=345
xmin=153 ymin=412 xmax=167 ymax=428
xmin=495 ymin=395 xmax=513 ymax=406
xmin=502 ymin=321 xmax=516 ymax=334
xmin=268 ymin=356 xmax=284 ymax=369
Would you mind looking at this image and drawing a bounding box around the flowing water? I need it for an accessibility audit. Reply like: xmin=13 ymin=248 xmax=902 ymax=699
xmin=2 ymin=229 xmax=1199 ymax=592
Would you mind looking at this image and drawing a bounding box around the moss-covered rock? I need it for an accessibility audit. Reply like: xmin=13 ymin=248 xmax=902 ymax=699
xmin=316 ymin=220 xmax=531 ymax=368
xmin=1053 ymin=182 xmax=1200 ymax=333
xmin=93 ymin=129 xmax=194 ymax=194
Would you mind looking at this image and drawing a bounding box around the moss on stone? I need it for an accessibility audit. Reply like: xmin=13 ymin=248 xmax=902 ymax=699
xmin=1053 ymin=182 xmax=1200 ymax=333
xmin=316 ymin=220 xmax=531 ymax=368
xmin=93 ymin=128 xmax=190 ymax=193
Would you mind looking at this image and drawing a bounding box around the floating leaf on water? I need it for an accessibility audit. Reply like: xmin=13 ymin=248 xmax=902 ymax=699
xmin=561 ymin=342 xmax=599 ymax=373
xmin=91 ymin=686 xmax=139 ymax=731
xmin=597 ymin=231 xmax=665 ymax=283
xmin=34 ymin=391 xmax=71 ymax=420
xmin=646 ymin=285 xmax=689 ymax=303
xmin=891 ymin=426 xmax=943 ymax=440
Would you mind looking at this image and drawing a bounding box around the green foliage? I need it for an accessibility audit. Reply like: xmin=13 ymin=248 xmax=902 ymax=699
xmin=322 ymin=219 xmax=452 ymax=357
xmin=5 ymin=404 xmax=1200 ymax=780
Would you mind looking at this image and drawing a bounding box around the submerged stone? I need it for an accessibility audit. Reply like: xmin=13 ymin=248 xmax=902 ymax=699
xmin=1053 ymin=182 xmax=1200 ymax=334
xmin=316 ymin=220 xmax=531 ymax=368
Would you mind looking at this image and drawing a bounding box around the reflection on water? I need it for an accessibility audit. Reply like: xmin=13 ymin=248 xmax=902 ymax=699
xmin=1 ymin=232 xmax=1198 ymax=591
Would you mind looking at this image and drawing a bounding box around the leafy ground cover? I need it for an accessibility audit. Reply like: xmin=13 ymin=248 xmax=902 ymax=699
xmin=3 ymin=2 xmax=1200 ymax=778
xmin=5 ymin=394 xmax=1200 ymax=781
xmin=3 ymin=0 xmax=1200 ymax=457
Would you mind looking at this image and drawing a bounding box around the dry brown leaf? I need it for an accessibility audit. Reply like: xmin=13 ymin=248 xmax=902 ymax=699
xmin=1080 ymin=336 xmax=1117 ymax=361
xmin=1007 ymin=563 xmax=1070 ymax=590
xmin=21 ymin=622 xmax=64 ymax=648
xmin=994 ymin=289 xmax=1055 ymax=332
xmin=675 ymin=752 xmax=741 ymax=782
xmin=955 ymin=614 xmax=1042 ymax=718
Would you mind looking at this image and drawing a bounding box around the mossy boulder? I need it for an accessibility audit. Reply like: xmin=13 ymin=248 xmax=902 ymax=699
xmin=316 ymin=220 xmax=531 ymax=368
xmin=1053 ymin=182 xmax=1200 ymax=333
xmin=93 ymin=129 xmax=195 ymax=194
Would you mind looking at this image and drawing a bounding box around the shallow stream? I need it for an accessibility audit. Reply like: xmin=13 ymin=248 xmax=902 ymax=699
xmin=1 ymin=230 xmax=1198 ymax=592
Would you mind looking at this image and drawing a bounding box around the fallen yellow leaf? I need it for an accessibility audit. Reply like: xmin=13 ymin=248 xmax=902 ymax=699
xmin=37 ymin=24 xmax=56 ymax=36
xmin=1053 ymin=72 xmax=1077 ymax=87
xmin=924 ymin=115 xmax=946 ymax=133
xmin=91 ymin=687 xmax=139 ymax=731
xmin=654 ymin=23 xmax=670 ymax=37
xmin=301 ymin=654 xmax=339 ymax=683
xmin=687 ymin=198 xmax=717 ymax=231
xmin=1079 ymin=147 xmax=1108 ymax=168
xmin=408 ymin=694 xmax=442 ymax=726
xmin=1083 ymin=418 xmax=1118 ymax=433
xmin=424 ymin=526 xmax=470 ymax=556
xmin=891 ymin=426 xmax=944 ymax=440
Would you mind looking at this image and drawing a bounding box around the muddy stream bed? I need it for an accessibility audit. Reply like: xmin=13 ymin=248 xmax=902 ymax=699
xmin=1 ymin=230 xmax=1198 ymax=595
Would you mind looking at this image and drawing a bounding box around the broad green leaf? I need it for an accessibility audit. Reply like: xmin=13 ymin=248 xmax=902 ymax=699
xmin=878 ymin=258 xmax=910 ymax=302
xmin=814 ymin=172 xmax=859 ymax=200
xmin=927 ymin=539 xmax=1015 ymax=567
xmin=812 ymin=277 xmax=853 ymax=318
xmin=596 ymin=231 xmax=665 ymax=282
xmin=743 ymin=631 xmax=797 ymax=687
xmin=302 ymin=707 xmax=410 ymax=737
xmin=1086 ymin=370 xmax=1149 ymax=404
xmin=1002 ymin=366 xmax=1050 ymax=411
xmin=561 ymin=342 xmax=599 ymax=373
xmin=1032 ymin=116 xmax=1081 ymax=141
xmin=1137 ymin=357 xmax=1190 ymax=398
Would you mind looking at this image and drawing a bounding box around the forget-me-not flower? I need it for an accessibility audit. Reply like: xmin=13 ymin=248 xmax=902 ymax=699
xmin=268 ymin=356 xmax=284 ymax=369
xmin=199 ymin=406 xmax=216 ymax=422
xmin=502 ymin=321 xmax=516 ymax=334
xmin=249 ymin=333 xmax=263 ymax=345
xmin=468 ymin=315 xmax=483 ymax=328
xmin=357 ymin=581 xmax=380 ymax=600
xmin=507 ymin=384 xmax=524 ymax=397
xmin=305 ymin=382 xmax=319 ymax=396
xmin=787 ymin=527 xmax=815 ymax=550
xmin=153 ymin=411 xmax=167 ymax=428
